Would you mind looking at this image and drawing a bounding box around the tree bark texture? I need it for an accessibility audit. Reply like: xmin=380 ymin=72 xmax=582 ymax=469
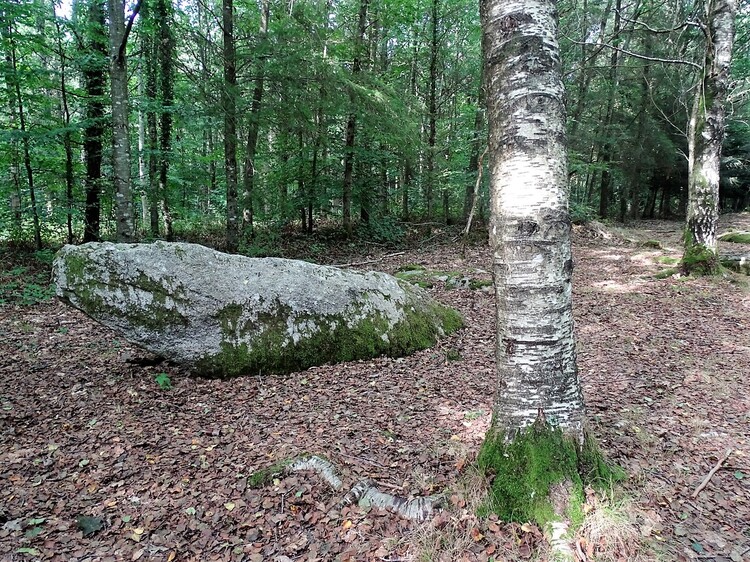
xmin=108 ymin=0 xmax=139 ymax=242
xmin=82 ymin=0 xmax=107 ymax=242
xmin=481 ymin=0 xmax=585 ymax=438
xmin=223 ymin=0 xmax=239 ymax=252
xmin=685 ymin=0 xmax=737 ymax=269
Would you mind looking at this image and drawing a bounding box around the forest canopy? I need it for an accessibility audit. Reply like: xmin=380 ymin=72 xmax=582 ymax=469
xmin=1 ymin=0 xmax=749 ymax=249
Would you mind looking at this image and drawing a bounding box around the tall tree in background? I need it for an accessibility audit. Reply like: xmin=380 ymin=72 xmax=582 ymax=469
xmin=108 ymin=0 xmax=141 ymax=242
xmin=2 ymin=8 xmax=42 ymax=249
xmin=425 ymin=0 xmax=439 ymax=219
xmin=480 ymin=0 xmax=586 ymax=545
xmin=81 ymin=0 xmax=108 ymax=242
xmin=342 ymin=0 xmax=369 ymax=237
xmin=223 ymin=0 xmax=239 ymax=252
xmin=241 ymin=0 xmax=270 ymax=238
xmin=51 ymin=1 xmax=75 ymax=244
xmin=156 ymin=0 xmax=175 ymax=240
xmin=683 ymin=0 xmax=738 ymax=273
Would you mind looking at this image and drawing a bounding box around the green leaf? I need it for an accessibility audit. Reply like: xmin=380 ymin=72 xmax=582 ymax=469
xmin=24 ymin=526 xmax=42 ymax=538
xmin=16 ymin=548 xmax=41 ymax=555
xmin=26 ymin=517 xmax=45 ymax=526
xmin=79 ymin=458 xmax=90 ymax=468
xmin=734 ymin=470 xmax=745 ymax=480
xmin=184 ymin=507 xmax=196 ymax=516
xmin=76 ymin=515 xmax=104 ymax=536
xmin=691 ymin=542 xmax=704 ymax=554
xmin=122 ymin=515 xmax=132 ymax=523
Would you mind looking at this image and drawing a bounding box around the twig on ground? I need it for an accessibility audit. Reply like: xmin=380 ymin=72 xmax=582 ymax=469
xmin=692 ymin=448 xmax=732 ymax=498
xmin=575 ymin=538 xmax=588 ymax=562
xmin=333 ymin=251 xmax=406 ymax=268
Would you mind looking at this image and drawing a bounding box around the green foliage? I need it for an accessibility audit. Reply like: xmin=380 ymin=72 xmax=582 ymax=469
xmin=154 ymin=372 xmax=172 ymax=390
xmin=395 ymin=264 xmax=425 ymax=273
xmin=75 ymin=515 xmax=104 ymax=537
xmin=0 ymin=250 xmax=55 ymax=306
xmin=358 ymin=217 xmax=405 ymax=244
xmin=569 ymin=200 xmax=598 ymax=225
xmin=657 ymin=256 xmax=679 ymax=265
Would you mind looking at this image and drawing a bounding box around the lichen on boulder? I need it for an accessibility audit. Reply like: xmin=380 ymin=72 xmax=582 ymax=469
xmin=53 ymin=242 xmax=462 ymax=377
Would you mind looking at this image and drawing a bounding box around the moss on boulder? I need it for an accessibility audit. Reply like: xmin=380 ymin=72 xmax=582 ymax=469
xmin=53 ymin=242 xmax=462 ymax=377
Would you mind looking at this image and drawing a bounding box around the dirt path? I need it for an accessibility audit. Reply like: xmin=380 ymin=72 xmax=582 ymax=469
xmin=1 ymin=217 xmax=749 ymax=561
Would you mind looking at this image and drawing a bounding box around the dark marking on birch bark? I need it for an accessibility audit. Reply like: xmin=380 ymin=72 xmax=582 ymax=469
xmin=517 ymin=220 xmax=539 ymax=237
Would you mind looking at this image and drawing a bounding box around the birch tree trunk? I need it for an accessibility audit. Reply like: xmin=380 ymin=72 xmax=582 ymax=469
xmin=481 ymin=0 xmax=585 ymax=439
xmin=684 ymin=0 xmax=737 ymax=274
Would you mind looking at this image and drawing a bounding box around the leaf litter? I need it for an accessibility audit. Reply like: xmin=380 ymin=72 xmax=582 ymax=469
xmin=1 ymin=216 xmax=749 ymax=561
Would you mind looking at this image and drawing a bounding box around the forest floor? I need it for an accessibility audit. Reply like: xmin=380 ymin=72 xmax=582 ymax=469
xmin=1 ymin=215 xmax=749 ymax=562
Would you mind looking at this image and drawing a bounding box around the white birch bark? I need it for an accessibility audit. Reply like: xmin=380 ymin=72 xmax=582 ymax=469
xmin=685 ymin=0 xmax=737 ymax=267
xmin=480 ymin=0 xmax=584 ymax=439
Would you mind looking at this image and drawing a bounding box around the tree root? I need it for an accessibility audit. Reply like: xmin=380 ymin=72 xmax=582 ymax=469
xmin=289 ymin=455 xmax=443 ymax=521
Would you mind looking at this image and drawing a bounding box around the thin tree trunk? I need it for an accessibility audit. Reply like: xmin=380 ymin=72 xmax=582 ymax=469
xmin=156 ymin=0 xmax=174 ymax=241
xmin=81 ymin=0 xmax=107 ymax=242
xmin=426 ymin=0 xmax=439 ymax=219
xmin=53 ymin=6 xmax=75 ymax=244
xmin=223 ymin=0 xmax=239 ymax=252
xmin=7 ymin=20 xmax=42 ymax=249
xmin=342 ymin=0 xmax=369 ymax=237
xmin=108 ymin=0 xmax=140 ymax=242
xmin=143 ymin=6 xmax=159 ymax=237
xmin=464 ymin=84 xmax=485 ymax=222
xmin=597 ymin=0 xmax=622 ymax=219
xmin=242 ymin=0 xmax=270 ymax=239
xmin=684 ymin=0 xmax=737 ymax=273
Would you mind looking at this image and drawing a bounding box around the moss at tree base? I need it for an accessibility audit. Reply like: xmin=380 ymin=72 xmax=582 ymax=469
xmin=477 ymin=423 xmax=623 ymax=529
xmin=682 ymin=243 xmax=722 ymax=275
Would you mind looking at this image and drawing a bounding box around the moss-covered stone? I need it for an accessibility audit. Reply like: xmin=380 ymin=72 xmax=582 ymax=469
xmin=477 ymin=422 xmax=622 ymax=528
xmin=718 ymin=231 xmax=750 ymax=244
xmin=54 ymin=242 xmax=463 ymax=378
xmin=196 ymin=300 xmax=463 ymax=378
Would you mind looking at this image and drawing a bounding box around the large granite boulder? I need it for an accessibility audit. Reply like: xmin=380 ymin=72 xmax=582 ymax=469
xmin=53 ymin=242 xmax=462 ymax=377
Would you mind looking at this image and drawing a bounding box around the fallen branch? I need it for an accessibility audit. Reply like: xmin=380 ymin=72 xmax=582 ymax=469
xmin=692 ymin=448 xmax=732 ymax=498
xmin=289 ymin=455 xmax=442 ymax=521
xmin=332 ymin=251 xmax=406 ymax=268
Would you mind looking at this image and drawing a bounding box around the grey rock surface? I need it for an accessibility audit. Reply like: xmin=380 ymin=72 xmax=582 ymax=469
xmin=53 ymin=242 xmax=462 ymax=377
